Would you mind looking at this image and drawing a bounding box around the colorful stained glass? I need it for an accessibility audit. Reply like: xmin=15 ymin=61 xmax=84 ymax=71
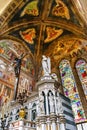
xmin=76 ymin=60 xmax=87 ymax=99
xmin=59 ymin=59 xmax=86 ymax=123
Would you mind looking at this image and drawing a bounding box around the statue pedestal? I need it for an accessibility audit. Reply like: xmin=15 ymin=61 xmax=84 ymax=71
xmin=36 ymin=74 xmax=66 ymax=130
xmin=40 ymin=74 xmax=52 ymax=81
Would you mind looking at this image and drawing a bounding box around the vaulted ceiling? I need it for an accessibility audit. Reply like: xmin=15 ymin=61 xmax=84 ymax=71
xmin=0 ymin=0 xmax=87 ymax=80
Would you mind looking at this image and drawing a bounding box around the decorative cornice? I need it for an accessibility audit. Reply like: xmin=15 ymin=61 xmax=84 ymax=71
xmin=0 ymin=0 xmax=24 ymax=27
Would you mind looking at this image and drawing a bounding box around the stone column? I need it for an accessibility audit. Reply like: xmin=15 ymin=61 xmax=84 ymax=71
xmin=45 ymin=92 xmax=49 ymax=115
xmin=56 ymin=117 xmax=60 ymax=130
xmin=19 ymin=120 xmax=24 ymax=130
xmin=29 ymin=103 xmax=32 ymax=121
xmin=9 ymin=123 xmax=13 ymax=130
xmin=60 ymin=123 xmax=65 ymax=130
xmin=54 ymin=94 xmax=57 ymax=114
xmin=36 ymin=117 xmax=40 ymax=130
xmin=40 ymin=116 xmax=46 ymax=130
xmin=47 ymin=118 xmax=51 ymax=130
xmin=59 ymin=115 xmax=66 ymax=130
xmin=50 ymin=114 xmax=57 ymax=130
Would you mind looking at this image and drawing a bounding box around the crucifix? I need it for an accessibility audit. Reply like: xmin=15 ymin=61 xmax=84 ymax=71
xmin=12 ymin=53 xmax=27 ymax=100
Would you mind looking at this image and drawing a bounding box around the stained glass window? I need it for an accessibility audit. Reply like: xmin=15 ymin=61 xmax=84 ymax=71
xmin=59 ymin=59 xmax=86 ymax=123
xmin=76 ymin=59 xmax=87 ymax=99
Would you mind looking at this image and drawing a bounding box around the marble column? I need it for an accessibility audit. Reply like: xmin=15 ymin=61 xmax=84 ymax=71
xmin=50 ymin=115 xmax=57 ymax=130
xmin=40 ymin=116 xmax=46 ymax=130
xmin=47 ymin=118 xmax=51 ymax=130
xmin=54 ymin=94 xmax=57 ymax=114
xmin=59 ymin=115 xmax=66 ymax=130
xmin=9 ymin=123 xmax=13 ymax=130
xmin=45 ymin=93 xmax=49 ymax=115
xmin=56 ymin=117 xmax=60 ymax=130
xmin=19 ymin=120 xmax=24 ymax=130
xmin=36 ymin=117 xmax=40 ymax=130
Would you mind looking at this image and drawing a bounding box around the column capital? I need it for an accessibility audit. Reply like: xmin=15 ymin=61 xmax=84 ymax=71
xmin=36 ymin=117 xmax=40 ymax=125
xmin=39 ymin=116 xmax=46 ymax=124
xmin=59 ymin=115 xmax=66 ymax=123
xmin=50 ymin=114 xmax=57 ymax=122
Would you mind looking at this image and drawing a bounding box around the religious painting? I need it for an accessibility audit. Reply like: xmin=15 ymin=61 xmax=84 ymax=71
xmin=0 ymin=83 xmax=13 ymax=107
xmin=20 ymin=28 xmax=36 ymax=44
xmin=76 ymin=60 xmax=87 ymax=99
xmin=21 ymin=56 xmax=35 ymax=75
xmin=52 ymin=0 xmax=70 ymax=20
xmin=0 ymin=40 xmax=26 ymax=61
xmin=0 ymin=59 xmax=15 ymax=85
xmin=0 ymin=40 xmax=34 ymax=76
xmin=20 ymin=0 xmax=39 ymax=17
xmin=44 ymin=27 xmax=63 ymax=43
xmin=59 ymin=59 xmax=86 ymax=123
xmin=18 ymin=74 xmax=35 ymax=96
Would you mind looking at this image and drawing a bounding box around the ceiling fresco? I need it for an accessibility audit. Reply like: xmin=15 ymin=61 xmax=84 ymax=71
xmin=0 ymin=0 xmax=87 ymax=122
xmin=0 ymin=0 xmax=86 ymax=78
xmin=0 ymin=0 xmax=87 ymax=84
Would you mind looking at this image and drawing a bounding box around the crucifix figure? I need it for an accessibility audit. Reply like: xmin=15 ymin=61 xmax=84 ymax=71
xmin=12 ymin=53 xmax=27 ymax=100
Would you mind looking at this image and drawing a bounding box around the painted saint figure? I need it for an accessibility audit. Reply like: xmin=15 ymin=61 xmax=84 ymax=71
xmin=42 ymin=55 xmax=51 ymax=76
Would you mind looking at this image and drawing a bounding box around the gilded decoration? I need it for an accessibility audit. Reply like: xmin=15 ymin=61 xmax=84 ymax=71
xmin=44 ymin=39 xmax=87 ymax=64
xmin=20 ymin=0 xmax=39 ymax=17
xmin=20 ymin=28 xmax=36 ymax=44
xmin=52 ymin=0 xmax=70 ymax=20
xmin=44 ymin=27 xmax=63 ymax=43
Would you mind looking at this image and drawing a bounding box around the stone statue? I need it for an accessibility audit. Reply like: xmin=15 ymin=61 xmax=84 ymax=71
xmin=5 ymin=114 xmax=9 ymax=127
xmin=39 ymin=93 xmax=44 ymax=114
xmin=42 ymin=55 xmax=51 ymax=76
xmin=49 ymin=92 xmax=55 ymax=113
xmin=56 ymin=93 xmax=63 ymax=114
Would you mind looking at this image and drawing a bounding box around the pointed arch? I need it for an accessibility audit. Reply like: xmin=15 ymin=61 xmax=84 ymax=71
xmin=76 ymin=59 xmax=87 ymax=99
xmin=59 ymin=59 xmax=86 ymax=123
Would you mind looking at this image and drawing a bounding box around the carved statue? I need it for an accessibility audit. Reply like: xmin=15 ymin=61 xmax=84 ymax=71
xmin=49 ymin=92 xmax=55 ymax=113
xmin=12 ymin=53 xmax=27 ymax=77
xmin=39 ymin=93 xmax=44 ymax=113
xmin=42 ymin=55 xmax=51 ymax=76
xmin=56 ymin=93 xmax=63 ymax=114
